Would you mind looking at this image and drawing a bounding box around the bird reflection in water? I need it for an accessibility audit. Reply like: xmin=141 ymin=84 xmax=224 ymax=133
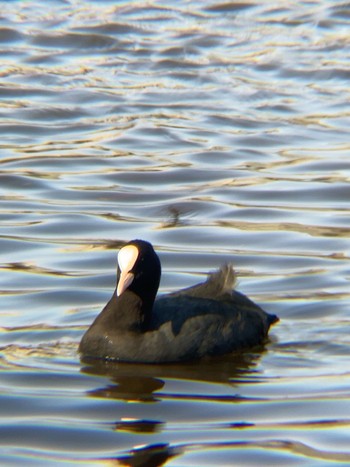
xmin=80 ymin=351 xmax=267 ymax=466
xmin=81 ymin=349 xmax=265 ymax=403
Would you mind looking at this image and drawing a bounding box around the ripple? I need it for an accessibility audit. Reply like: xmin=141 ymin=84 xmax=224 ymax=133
xmin=0 ymin=27 xmax=24 ymax=43
xmin=31 ymin=32 xmax=118 ymax=51
xmin=0 ymin=0 xmax=349 ymax=465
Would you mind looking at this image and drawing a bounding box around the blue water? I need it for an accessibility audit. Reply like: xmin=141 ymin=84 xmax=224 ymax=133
xmin=0 ymin=0 xmax=350 ymax=465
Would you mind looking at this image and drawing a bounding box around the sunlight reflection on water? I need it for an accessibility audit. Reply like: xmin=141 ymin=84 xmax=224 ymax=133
xmin=0 ymin=0 xmax=350 ymax=465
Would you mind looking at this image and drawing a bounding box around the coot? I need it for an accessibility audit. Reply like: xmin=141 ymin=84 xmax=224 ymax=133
xmin=79 ymin=239 xmax=278 ymax=363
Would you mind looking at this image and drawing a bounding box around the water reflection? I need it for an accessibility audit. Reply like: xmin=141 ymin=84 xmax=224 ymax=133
xmin=117 ymin=442 xmax=182 ymax=467
xmin=81 ymin=350 xmax=265 ymax=403
xmin=80 ymin=352 xmax=268 ymax=466
xmin=1 ymin=0 xmax=350 ymax=464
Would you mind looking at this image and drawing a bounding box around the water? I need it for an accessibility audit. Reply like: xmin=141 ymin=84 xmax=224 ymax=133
xmin=0 ymin=0 xmax=349 ymax=465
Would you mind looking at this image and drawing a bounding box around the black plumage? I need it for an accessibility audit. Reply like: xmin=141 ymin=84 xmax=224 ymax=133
xmin=79 ymin=239 xmax=278 ymax=363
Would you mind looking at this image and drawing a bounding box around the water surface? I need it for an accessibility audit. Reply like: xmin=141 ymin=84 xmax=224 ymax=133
xmin=0 ymin=0 xmax=350 ymax=465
